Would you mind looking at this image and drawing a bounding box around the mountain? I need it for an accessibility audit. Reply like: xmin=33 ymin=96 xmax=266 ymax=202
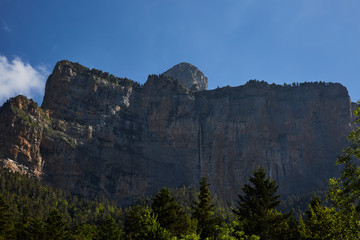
xmin=162 ymin=62 xmax=208 ymax=91
xmin=0 ymin=60 xmax=355 ymax=205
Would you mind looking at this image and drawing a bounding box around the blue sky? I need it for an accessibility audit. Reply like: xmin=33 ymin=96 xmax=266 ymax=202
xmin=1 ymin=0 xmax=360 ymax=105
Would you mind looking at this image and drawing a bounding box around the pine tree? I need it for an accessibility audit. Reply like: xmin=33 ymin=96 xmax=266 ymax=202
xmin=72 ymin=223 xmax=96 ymax=240
xmin=299 ymin=197 xmax=340 ymax=239
xmin=95 ymin=216 xmax=122 ymax=240
xmin=28 ymin=217 xmax=44 ymax=240
xmin=233 ymin=167 xmax=292 ymax=240
xmin=15 ymin=207 xmax=30 ymax=240
xmin=44 ymin=209 xmax=71 ymax=240
xmin=0 ymin=195 xmax=14 ymax=239
xmin=124 ymin=206 xmax=171 ymax=240
xmin=192 ymin=177 xmax=223 ymax=240
xmin=152 ymin=188 xmax=194 ymax=237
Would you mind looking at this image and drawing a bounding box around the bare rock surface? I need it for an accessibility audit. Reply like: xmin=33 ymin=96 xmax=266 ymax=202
xmin=0 ymin=60 xmax=354 ymax=204
xmin=163 ymin=62 xmax=208 ymax=91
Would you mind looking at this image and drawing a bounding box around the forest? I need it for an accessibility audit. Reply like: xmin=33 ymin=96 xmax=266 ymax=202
xmin=0 ymin=105 xmax=360 ymax=239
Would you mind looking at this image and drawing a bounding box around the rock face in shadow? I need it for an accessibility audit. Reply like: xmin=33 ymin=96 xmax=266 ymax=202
xmin=0 ymin=60 xmax=354 ymax=204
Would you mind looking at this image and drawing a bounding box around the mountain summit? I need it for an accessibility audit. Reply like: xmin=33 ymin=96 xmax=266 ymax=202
xmin=163 ymin=62 xmax=208 ymax=91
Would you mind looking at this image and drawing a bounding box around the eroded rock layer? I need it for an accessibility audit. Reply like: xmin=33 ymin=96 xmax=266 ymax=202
xmin=0 ymin=60 xmax=354 ymax=204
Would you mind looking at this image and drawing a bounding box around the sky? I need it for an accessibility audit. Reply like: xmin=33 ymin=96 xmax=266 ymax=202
xmin=1 ymin=0 xmax=360 ymax=105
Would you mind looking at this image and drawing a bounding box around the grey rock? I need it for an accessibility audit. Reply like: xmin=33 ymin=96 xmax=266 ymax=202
xmin=0 ymin=61 xmax=354 ymax=205
xmin=163 ymin=62 xmax=208 ymax=91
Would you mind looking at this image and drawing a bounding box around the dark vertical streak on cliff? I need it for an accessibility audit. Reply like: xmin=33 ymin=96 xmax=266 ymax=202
xmin=197 ymin=116 xmax=202 ymax=179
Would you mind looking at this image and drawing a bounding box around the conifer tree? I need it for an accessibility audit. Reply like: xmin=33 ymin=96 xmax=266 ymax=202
xmin=28 ymin=217 xmax=44 ymax=240
xmin=124 ymin=206 xmax=171 ymax=240
xmin=192 ymin=177 xmax=223 ymax=240
xmin=44 ymin=209 xmax=71 ymax=240
xmin=72 ymin=223 xmax=96 ymax=240
xmin=152 ymin=188 xmax=194 ymax=237
xmin=233 ymin=167 xmax=293 ymax=240
xmin=0 ymin=195 xmax=14 ymax=239
xmin=299 ymin=196 xmax=339 ymax=239
xmin=95 ymin=216 xmax=122 ymax=240
xmin=15 ymin=207 xmax=30 ymax=240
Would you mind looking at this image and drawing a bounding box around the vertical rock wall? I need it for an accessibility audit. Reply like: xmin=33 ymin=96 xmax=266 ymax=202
xmin=0 ymin=60 xmax=354 ymax=204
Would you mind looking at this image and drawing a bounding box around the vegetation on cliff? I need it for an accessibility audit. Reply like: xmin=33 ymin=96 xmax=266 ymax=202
xmin=90 ymin=68 xmax=142 ymax=88
xmin=1 ymin=103 xmax=360 ymax=239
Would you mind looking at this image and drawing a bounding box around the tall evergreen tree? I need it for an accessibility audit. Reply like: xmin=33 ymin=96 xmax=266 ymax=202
xmin=72 ymin=223 xmax=96 ymax=240
xmin=233 ymin=167 xmax=293 ymax=240
xmin=299 ymin=196 xmax=340 ymax=239
xmin=15 ymin=207 xmax=30 ymax=240
xmin=95 ymin=216 xmax=122 ymax=240
xmin=28 ymin=217 xmax=44 ymax=240
xmin=192 ymin=177 xmax=223 ymax=240
xmin=44 ymin=209 xmax=71 ymax=240
xmin=152 ymin=188 xmax=194 ymax=237
xmin=0 ymin=195 xmax=14 ymax=239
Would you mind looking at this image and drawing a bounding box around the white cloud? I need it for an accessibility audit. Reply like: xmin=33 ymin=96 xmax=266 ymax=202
xmin=0 ymin=55 xmax=48 ymax=105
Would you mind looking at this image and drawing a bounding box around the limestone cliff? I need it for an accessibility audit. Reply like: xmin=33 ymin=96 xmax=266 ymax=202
xmin=163 ymin=62 xmax=208 ymax=91
xmin=0 ymin=60 xmax=354 ymax=204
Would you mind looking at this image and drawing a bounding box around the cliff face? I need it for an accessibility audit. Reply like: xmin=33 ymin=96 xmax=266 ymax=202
xmin=0 ymin=60 xmax=354 ymax=204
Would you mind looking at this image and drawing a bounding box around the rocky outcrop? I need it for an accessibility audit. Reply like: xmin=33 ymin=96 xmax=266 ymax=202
xmin=0 ymin=61 xmax=354 ymax=204
xmin=163 ymin=62 xmax=208 ymax=91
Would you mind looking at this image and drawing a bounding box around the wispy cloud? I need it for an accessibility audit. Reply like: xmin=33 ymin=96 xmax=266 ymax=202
xmin=1 ymin=20 xmax=10 ymax=32
xmin=0 ymin=55 xmax=49 ymax=105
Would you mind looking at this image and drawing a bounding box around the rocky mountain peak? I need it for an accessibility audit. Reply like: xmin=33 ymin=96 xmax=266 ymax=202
xmin=163 ymin=62 xmax=208 ymax=91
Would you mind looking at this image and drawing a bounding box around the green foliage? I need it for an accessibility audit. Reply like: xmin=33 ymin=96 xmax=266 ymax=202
xmin=169 ymin=186 xmax=235 ymax=222
xmin=95 ymin=216 xmax=123 ymax=240
xmin=7 ymin=99 xmax=360 ymax=240
xmin=192 ymin=177 xmax=223 ymax=240
xmin=323 ymin=102 xmax=360 ymax=239
xmin=152 ymin=188 xmax=195 ymax=237
xmin=14 ymin=207 xmax=30 ymax=240
xmin=44 ymin=209 xmax=71 ymax=240
xmin=212 ymin=221 xmax=260 ymax=240
xmin=72 ymin=223 xmax=96 ymax=240
xmin=299 ymin=197 xmax=340 ymax=239
xmin=124 ymin=206 xmax=172 ymax=240
xmin=0 ymin=195 xmax=14 ymax=239
xmin=246 ymin=79 xmax=335 ymax=88
xmin=233 ymin=167 xmax=297 ymax=240
xmin=27 ymin=217 xmax=44 ymax=240
xmin=0 ymin=168 xmax=122 ymax=226
xmin=279 ymin=191 xmax=328 ymax=219
xmin=90 ymin=67 xmax=142 ymax=88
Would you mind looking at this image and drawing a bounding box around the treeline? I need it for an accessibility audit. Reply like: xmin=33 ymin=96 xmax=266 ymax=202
xmin=246 ymin=79 xmax=337 ymax=87
xmin=1 ymin=106 xmax=360 ymax=239
xmin=0 ymin=170 xmax=257 ymax=240
xmin=90 ymin=68 xmax=142 ymax=88
xmin=0 ymin=167 xmax=123 ymax=226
